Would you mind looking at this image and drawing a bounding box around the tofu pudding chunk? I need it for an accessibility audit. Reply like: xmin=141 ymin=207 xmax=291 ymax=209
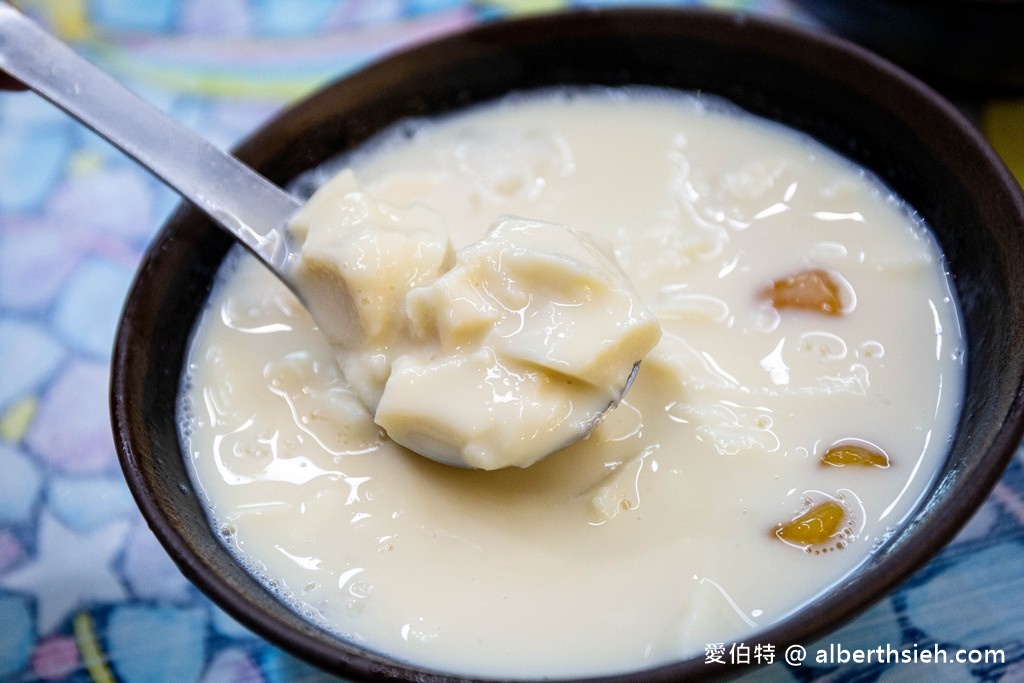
xmin=287 ymin=168 xmax=453 ymax=351
xmin=178 ymin=88 xmax=965 ymax=679
xmin=380 ymin=217 xmax=660 ymax=469
xmin=286 ymin=170 xmax=661 ymax=469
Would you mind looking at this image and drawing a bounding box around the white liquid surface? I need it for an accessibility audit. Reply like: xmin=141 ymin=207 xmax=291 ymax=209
xmin=178 ymin=89 xmax=965 ymax=679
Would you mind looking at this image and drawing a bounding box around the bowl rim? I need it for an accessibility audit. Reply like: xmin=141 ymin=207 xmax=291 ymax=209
xmin=111 ymin=6 xmax=1024 ymax=682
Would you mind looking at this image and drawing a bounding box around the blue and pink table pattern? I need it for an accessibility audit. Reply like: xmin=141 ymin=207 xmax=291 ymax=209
xmin=1 ymin=1 xmax=1023 ymax=681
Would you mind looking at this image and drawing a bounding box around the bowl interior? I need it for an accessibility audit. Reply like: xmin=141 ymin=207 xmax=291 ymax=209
xmin=112 ymin=8 xmax=1024 ymax=682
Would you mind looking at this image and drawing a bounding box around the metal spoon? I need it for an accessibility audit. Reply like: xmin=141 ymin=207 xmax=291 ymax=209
xmin=0 ymin=1 xmax=640 ymax=467
xmin=0 ymin=1 xmax=301 ymax=281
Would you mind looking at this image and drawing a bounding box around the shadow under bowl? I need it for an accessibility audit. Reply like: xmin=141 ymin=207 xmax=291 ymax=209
xmin=111 ymin=8 xmax=1024 ymax=682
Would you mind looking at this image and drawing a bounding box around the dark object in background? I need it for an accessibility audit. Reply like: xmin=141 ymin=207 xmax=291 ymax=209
xmin=0 ymin=70 xmax=26 ymax=89
xmin=793 ymin=0 xmax=1024 ymax=94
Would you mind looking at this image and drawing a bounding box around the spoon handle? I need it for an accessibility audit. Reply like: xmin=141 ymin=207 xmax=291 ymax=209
xmin=0 ymin=1 xmax=301 ymax=272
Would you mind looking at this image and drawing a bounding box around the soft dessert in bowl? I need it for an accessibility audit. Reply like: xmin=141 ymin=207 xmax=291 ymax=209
xmin=284 ymin=168 xmax=661 ymax=470
xmin=111 ymin=8 xmax=1024 ymax=682
xmin=182 ymin=89 xmax=963 ymax=677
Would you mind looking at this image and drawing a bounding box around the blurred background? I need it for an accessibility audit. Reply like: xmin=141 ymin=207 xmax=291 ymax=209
xmin=1 ymin=1 xmax=1022 ymax=681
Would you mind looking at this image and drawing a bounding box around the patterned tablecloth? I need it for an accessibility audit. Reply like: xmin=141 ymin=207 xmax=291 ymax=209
xmin=1 ymin=1 xmax=1022 ymax=681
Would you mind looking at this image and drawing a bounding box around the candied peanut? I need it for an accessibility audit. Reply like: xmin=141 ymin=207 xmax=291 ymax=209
xmin=772 ymin=499 xmax=846 ymax=546
xmin=765 ymin=268 xmax=842 ymax=315
xmin=821 ymin=443 xmax=890 ymax=468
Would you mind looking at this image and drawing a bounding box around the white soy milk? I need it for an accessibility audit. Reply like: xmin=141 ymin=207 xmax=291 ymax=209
xmin=178 ymin=89 xmax=965 ymax=678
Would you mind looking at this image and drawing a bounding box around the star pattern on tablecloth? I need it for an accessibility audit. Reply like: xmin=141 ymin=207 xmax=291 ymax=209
xmin=0 ymin=511 xmax=130 ymax=634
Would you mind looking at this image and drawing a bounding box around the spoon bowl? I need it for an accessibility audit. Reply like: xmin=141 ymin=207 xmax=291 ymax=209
xmin=0 ymin=0 xmax=632 ymax=467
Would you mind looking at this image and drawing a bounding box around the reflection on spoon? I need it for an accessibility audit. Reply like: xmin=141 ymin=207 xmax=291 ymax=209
xmin=0 ymin=1 xmax=654 ymax=467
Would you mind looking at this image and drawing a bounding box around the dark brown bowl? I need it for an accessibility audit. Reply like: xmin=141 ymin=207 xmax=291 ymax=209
xmin=111 ymin=8 xmax=1024 ymax=682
